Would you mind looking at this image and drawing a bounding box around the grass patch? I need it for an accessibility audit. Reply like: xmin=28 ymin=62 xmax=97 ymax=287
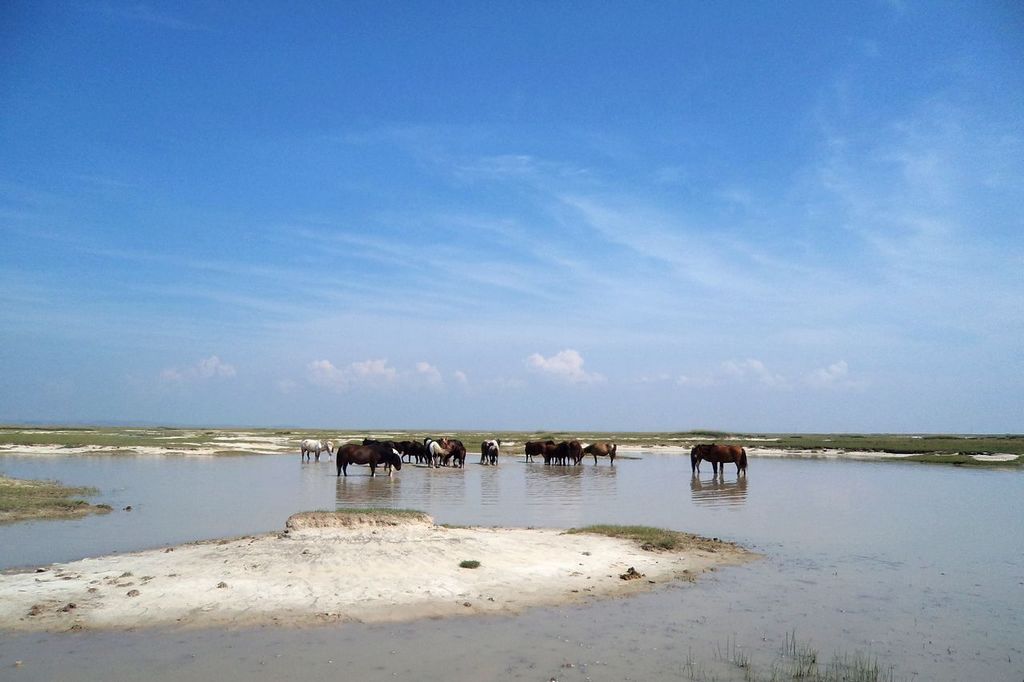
xmin=566 ymin=524 xmax=685 ymax=550
xmin=284 ymin=508 xmax=431 ymax=530
xmin=0 ymin=474 xmax=109 ymax=523
xmin=459 ymin=560 xmax=481 ymax=569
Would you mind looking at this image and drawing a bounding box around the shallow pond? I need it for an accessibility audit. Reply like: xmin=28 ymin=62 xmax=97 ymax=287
xmin=1 ymin=452 xmax=1022 ymax=681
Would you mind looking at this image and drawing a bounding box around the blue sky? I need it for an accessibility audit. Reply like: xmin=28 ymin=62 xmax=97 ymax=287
xmin=1 ymin=1 xmax=1021 ymax=432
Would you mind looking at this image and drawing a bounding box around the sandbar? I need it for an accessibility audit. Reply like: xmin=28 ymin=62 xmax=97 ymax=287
xmin=0 ymin=512 xmax=752 ymax=632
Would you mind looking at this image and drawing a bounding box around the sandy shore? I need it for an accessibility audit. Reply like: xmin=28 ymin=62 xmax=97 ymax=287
xmin=0 ymin=513 xmax=752 ymax=632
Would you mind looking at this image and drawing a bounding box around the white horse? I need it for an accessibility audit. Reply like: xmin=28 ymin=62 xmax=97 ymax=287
xmin=480 ymin=439 xmax=500 ymax=465
xmin=300 ymin=438 xmax=334 ymax=462
xmin=424 ymin=438 xmax=450 ymax=468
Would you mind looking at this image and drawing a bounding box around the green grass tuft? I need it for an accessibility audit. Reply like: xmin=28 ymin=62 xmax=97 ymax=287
xmin=566 ymin=524 xmax=685 ymax=550
xmin=459 ymin=560 xmax=481 ymax=569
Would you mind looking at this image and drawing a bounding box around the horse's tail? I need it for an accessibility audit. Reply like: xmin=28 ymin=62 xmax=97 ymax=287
xmin=739 ymin=447 xmax=748 ymax=471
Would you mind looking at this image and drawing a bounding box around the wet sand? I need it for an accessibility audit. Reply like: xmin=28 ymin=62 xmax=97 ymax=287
xmin=0 ymin=512 xmax=751 ymax=632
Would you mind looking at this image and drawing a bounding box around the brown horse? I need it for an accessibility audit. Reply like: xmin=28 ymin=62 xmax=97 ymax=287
xmin=542 ymin=440 xmax=583 ymax=465
xmin=524 ymin=440 xmax=553 ymax=463
xmin=690 ymin=443 xmax=747 ymax=475
xmin=336 ymin=443 xmax=403 ymax=477
xmin=447 ymin=439 xmax=467 ymax=468
xmin=584 ymin=441 xmax=617 ymax=465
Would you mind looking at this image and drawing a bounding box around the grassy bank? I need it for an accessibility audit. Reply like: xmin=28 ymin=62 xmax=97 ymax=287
xmin=0 ymin=475 xmax=110 ymax=523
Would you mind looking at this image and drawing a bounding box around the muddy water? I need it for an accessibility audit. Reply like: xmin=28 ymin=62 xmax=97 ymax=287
xmin=1 ymin=452 xmax=1022 ymax=680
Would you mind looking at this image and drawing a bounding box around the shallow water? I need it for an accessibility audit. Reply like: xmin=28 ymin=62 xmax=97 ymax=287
xmin=1 ymin=452 xmax=1022 ymax=680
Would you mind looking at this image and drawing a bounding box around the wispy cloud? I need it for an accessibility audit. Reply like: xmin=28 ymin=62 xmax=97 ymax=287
xmin=307 ymin=358 xmax=398 ymax=392
xmin=678 ymin=359 xmax=787 ymax=389
xmin=804 ymin=360 xmax=867 ymax=389
xmin=161 ymin=355 xmax=236 ymax=383
xmin=677 ymin=358 xmax=868 ymax=392
xmin=306 ymin=358 xmax=453 ymax=392
xmin=94 ymin=3 xmax=211 ymax=32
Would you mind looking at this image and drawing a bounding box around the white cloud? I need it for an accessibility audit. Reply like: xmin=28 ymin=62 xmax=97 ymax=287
xmin=721 ymin=359 xmax=788 ymax=388
xmin=453 ymin=370 xmax=468 ymax=386
xmin=804 ymin=360 xmax=867 ymax=389
xmin=415 ymin=361 xmax=443 ymax=386
xmin=307 ymin=358 xmax=398 ymax=391
xmin=160 ymin=355 xmax=236 ymax=383
xmin=526 ymin=349 xmax=605 ymax=384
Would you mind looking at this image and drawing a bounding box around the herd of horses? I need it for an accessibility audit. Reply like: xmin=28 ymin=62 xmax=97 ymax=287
xmin=301 ymin=437 xmax=749 ymax=477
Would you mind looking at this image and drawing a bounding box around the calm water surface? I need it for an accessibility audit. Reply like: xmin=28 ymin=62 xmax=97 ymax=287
xmin=1 ymin=452 xmax=1021 ymax=681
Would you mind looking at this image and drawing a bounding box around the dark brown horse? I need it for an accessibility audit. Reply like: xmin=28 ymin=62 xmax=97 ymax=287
xmin=690 ymin=443 xmax=747 ymax=475
xmin=447 ymin=439 xmax=467 ymax=468
xmin=583 ymin=441 xmax=617 ymax=465
xmin=541 ymin=440 xmax=583 ymax=465
xmin=336 ymin=443 xmax=403 ymax=477
xmin=524 ymin=440 xmax=553 ymax=463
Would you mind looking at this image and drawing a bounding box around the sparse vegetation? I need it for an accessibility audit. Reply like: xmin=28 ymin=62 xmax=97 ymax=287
xmin=459 ymin=560 xmax=481 ymax=569
xmin=329 ymin=507 xmax=428 ymax=518
xmin=684 ymin=631 xmax=899 ymax=682
xmin=0 ymin=474 xmax=110 ymax=523
xmin=566 ymin=524 xmax=688 ymax=550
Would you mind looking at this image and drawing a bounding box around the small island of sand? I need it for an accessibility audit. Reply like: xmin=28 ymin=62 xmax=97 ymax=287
xmin=0 ymin=510 xmax=754 ymax=632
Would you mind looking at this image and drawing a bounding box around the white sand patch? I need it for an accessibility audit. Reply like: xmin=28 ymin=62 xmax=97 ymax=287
xmin=0 ymin=442 xmax=296 ymax=457
xmin=970 ymin=453 xmax=1018 ymax=462
xmin=629 ymin=445 xmax=920 ymax=460
xmin=743 ymin=447 xmax=915 ymax=460
xmin=0 ymin=515 xmax=751 ymax=632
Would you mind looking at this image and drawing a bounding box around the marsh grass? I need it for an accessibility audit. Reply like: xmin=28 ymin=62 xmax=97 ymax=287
xmin=565 ymin=524 xmax=685 ymax=550
xmin=685 ymin=632 xmax=898 ymax=682
xmin=0 ymin=474 xmax=109 ymax=522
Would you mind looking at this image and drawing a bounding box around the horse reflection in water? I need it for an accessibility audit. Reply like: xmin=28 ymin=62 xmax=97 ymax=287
xmin=690 ymin=473 xmax=749 ymax=508
xmin=335 ymin=474 xmax=401 ymax=509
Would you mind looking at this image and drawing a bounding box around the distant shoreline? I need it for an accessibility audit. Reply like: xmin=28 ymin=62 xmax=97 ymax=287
xmin=1 ymin=426 xmax=1020 ymax=466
